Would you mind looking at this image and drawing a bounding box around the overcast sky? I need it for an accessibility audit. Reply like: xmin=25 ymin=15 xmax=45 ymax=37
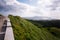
xmin=0 ymin=0 xmax=60 ymax=19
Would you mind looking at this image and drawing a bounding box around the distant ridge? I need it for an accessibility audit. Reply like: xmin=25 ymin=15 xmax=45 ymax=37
xmin=23 ymin=16 xmax=60 ymax=20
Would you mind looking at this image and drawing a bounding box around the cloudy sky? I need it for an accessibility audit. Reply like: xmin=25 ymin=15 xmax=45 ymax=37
xmin=0 ymin=0 xmax=60 ymax=19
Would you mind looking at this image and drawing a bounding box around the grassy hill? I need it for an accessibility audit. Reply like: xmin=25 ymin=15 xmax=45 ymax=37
xmin=27 ymin=20 xmax=60 ymax=38
xmin=9 ymin=15 xmax=60 ymax=40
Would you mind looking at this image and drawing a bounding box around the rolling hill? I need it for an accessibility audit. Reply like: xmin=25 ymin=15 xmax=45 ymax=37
xmin=27 ymin=20 xmax=60 ymax=38
xmin=8 ymin=15 xmax=60 ymax=40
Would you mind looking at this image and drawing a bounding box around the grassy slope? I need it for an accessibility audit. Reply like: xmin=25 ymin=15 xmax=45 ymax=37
xmin=27 ymin=20 xmax=60 ymax=38
xmin=9 ymin=15 xmax=60 ymax=40
xmin=48 ymin=27 xmax=60 ymax=38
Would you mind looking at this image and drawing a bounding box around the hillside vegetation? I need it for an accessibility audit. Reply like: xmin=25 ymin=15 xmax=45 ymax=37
xmin=9 ymin=15 xmax=60 ymax=40
xmin=27 ymin=20 xmax=60 ymax=38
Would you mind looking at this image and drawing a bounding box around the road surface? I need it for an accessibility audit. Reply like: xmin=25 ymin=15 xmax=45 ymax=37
xmin=0 ymin=16 xmax=6 ymax=40
xmin=0 ymin=16 xmax=5 ymax=32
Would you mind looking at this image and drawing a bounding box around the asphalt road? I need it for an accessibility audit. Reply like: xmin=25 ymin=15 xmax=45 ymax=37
xmin=0 ymin=16 xmax=6 ymax=40
xmin=0 ymin=16 xmax=5 ymax=32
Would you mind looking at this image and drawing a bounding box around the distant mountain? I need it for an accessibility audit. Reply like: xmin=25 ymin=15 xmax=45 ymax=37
xmin=23 ymin=16 xmax=52 ymax=20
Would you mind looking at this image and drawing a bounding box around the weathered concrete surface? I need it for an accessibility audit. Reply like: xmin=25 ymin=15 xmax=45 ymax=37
xmin=4 ymin=27 xmax=14 ymax=40
xmin=7 ymin=21 xmax=11 ymax=27
xmin=4 ymin=18 xmax=14 ymax=40
xmin=0 ymin=16 xmax=6 ymax=40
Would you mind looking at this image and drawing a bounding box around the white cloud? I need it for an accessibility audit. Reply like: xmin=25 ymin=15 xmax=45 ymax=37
xmin=5 ymin=0 xmax=17 ymax=5
xmin=37 ymin=0 xmax=60 ymax=19
xmin=0 ymin=0 xmax=43 ymax=17
xmin=0 ymin=0 xmax=60 ymax=19
xmin=0 ymin=0 xmax=32 ymax=16
xmin=49 ymin=0 xmax=60 ymax=19
xmin=37 ymin=0 xmax=52 ymax=17
xmin=29 ymin=0 xmax=32 ymax=1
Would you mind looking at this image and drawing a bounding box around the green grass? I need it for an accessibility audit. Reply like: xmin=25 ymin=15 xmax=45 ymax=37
xmin=47 ymin=27 xmax=60 ymax=38
xmin=9 ymin=15 xmax=60 ymax=40
xmin=28 ymin=20 xmax=60 ymax=38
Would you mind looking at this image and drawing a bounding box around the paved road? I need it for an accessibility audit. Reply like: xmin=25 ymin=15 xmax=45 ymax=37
xmin=0 ymin=33 xmax=5 ymax=40
xmin=0 ymin=16 xmax=6 ymax=40
xmin=0 ymin=16 xmax=5 ymax=32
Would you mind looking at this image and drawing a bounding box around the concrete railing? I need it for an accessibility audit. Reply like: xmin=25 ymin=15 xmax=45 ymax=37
xmin=4 ymin=18 xmax=14 ymax=40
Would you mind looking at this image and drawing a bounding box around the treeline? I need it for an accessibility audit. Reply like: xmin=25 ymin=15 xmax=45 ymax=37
xmin=28 ymin=20 xmax=60 ymax=28
xmin=27 ymin=20 xmax=60 ymax=38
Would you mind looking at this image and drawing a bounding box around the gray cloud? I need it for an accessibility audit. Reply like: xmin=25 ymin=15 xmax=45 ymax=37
xmin=0 ymin=0 xmax=43 ymax=17
xmin=0 ymin=0 xmax=60 ymax=19
xmin=0 ymin=0 xmax=28 ymax=16
xmin=48 ymin=0 xmax=60 ymax=10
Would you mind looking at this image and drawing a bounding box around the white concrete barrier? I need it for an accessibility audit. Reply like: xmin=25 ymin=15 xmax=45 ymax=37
xmin=7 ymin=21 xmax=11 ymax=27
xmin=4 ymin=18 xmax=14 ymax=40
xmin=4 ymin=27 xmax=14 ymax=40
xmin=6 ymin=18 xmax=11 ymax=27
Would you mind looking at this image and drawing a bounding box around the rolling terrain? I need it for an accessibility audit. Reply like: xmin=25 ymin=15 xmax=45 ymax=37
xmin=9 ymin=15 xmax=60 ymax=40
xmin=27 ymin=20 xmax=60 ymax=38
